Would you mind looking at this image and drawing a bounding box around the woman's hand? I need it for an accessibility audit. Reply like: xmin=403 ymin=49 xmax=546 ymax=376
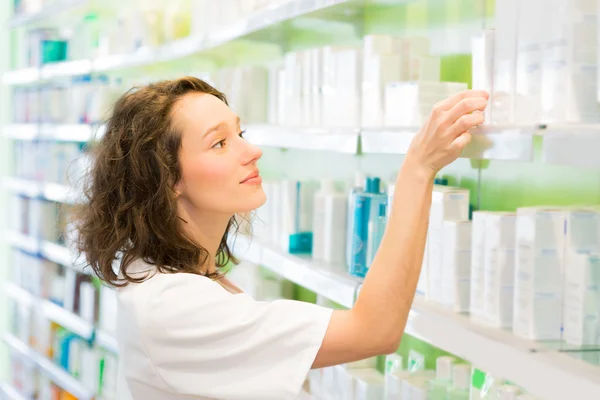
xmin=406 ymin=90 xmax=489 ymax=179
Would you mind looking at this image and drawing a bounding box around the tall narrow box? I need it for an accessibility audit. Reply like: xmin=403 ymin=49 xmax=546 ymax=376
xmin=564 ymin=208 xmax=600 ymax=346
xmin=471 ymin=211 xmax=489 ymax=321
xmin=513 ymin=207 xmax=566 ymax=340
xmin=442 ymin=220 xmax=472 ymax=312
xmin=483 ymin=212 xmax=517 ymax=328
xmin=428 ymin=186 xmax=470 ymax=304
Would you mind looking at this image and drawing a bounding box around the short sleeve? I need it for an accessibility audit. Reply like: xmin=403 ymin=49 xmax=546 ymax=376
xmin=133 ymin=273 xmax=333 ymax=400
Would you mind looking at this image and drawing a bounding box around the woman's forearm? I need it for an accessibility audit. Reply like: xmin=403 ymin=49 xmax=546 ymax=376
xmin=352 ymin=156 xmax=434 ymax=352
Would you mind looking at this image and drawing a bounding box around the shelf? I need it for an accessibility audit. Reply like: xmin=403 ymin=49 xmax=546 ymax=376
xmin=3 ymin=124 xmax=38 ymax=140
xmin=4 ymin=178 xmax=77 ymax=205
xmin=6 ymin=231 xmax=40 ymax=255
xmin=96 ymin=330 xmax=119 ymax=355
xmin=40 ymin=241 xmax=74 ymax=267
xmin=245 ymin=125 xmax=359 ymax=153
xmin=4 ymin=0 xmax=353 ymax=83
xmin=8 ymin=0 xmax=88 ymax=28
xmin=3 ymin=334 xmax=94 ymax=400
xmin=232 ymin=235 xmax=362 ymax=309
xmin=0 ymin=382 xmax=29 ymax=400
xmin=3 ymin=124 xmax=95 ymax=142
xmin=232 ymin=236 xmax=600 ymax=400
xmin=4 ymin=282 xmax=94 ymax=341
xmin=361 ymin=125 xmax=536 ymax=161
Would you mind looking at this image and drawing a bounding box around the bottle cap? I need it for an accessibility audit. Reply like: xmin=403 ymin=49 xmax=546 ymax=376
xmin=435 ymin=356 xmax=455 ymax=381
xmin=366 ymin=177 xmax=381 ymax=193
xmin=452 ymin=364 xmax=471 ymax=390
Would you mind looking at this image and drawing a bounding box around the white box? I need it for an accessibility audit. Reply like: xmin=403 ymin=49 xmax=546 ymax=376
xmin=472 ymin=30 xmax=495 ymax=122
xmin=541 ymin=0 xmax=599 ymax=123
xmin=384 ymin=81 xmax=448 ymax=127
xmin=442 ymin=221 xmax=472 ymax=312
xmin=351 ymin=369 xmax=385 ymax=400
xmin=428 ymin=186 xmax=470 ymax=304
xmin=362 ymin=54 xmax=402 ymax=128
xmin=409 ymin=55 xmax=441 ymax=81
xmin=334 ymin=48 xmax=362 ymax=128
xmin=563 ymin=208 xmax=600 ymax=346
xmin=301 ymin=50 xmax=312 ymax=127
xmin=311 ymin=48 xmax=324 ymax=127
xmin=513 ymin=207 xmax=566 ymax=340
xmin=514 ymin=0 xmax=544 ymax=124
xmin=470 ymin=211 xmax=489 ymax=321
xmin=491 ymin=0 xmax=518 ymax=123
xmin=483 ymin=212 xmax=517 ymax=328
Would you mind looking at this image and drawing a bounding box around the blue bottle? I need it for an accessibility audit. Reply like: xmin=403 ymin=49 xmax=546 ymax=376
xmin=345 ymin=172 xmax=365 ymax=269
xmin=348 ymin=177 xmax=387 ymax=278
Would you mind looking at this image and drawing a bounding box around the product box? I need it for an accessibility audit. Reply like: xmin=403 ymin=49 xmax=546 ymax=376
xmin=428 ymin=186 xmax=470 ymax=304
xmin=541 ymin=0 xmax=599 ymax=123
xmin=491 ymin=0 xmax=518 ymax=123
xmin=564 ymin=253 xmax=600 ymax=347
xmin=470 ymin=211 xmax=490 ymax=321
xmin=442 ymin=220 xmax=472 ymax=312
xmin=563 ymin=208 xmax=600 ymax=346
xmin=483 ymin=212 xmax=517 ymax=328
xmin=362 ymin=54 xmax=402 ymax=128
xmin=472 ymin=30 xmax=495 ymax=122
xmin=514 ymin=0 xmax=544 ymax=124
xmin=513 ymin=207 xmax=566 ymax=340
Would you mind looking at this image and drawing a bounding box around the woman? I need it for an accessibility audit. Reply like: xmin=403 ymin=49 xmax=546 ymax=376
xmin=75 ymin=76 xmax=487 ymax=399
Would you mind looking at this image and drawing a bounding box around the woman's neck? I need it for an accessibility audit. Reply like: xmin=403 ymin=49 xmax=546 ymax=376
xmin=177 ymin=199 xmax=232 ymax=275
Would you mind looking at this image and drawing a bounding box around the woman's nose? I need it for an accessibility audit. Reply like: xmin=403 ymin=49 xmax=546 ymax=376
xmin=243 ymin=140 xmax=262 ymax=165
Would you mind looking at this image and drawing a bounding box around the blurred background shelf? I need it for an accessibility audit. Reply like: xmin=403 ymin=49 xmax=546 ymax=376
xmin=3 ymin=124 xmax=95 ymax=142
xmin=0 ymin=381 xmax=29 ymax=400
xmin=3 ymin=334 xmax=94 ymax=400
xmin=7 ymin=0 xmax=88 ymax=28
xmin=4 ymin=282 xmax=94 ymax=341
xmin=5 ymin=232 xmax=39 ymax=255
xmin=4 ymin=178 xmax=75 ymax=204
xmin=95 ymin=330 xmax=119 ymax=355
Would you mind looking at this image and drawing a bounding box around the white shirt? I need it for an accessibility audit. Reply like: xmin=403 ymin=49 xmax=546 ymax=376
xmin=115 ymin=259 xmax=332 ymax=400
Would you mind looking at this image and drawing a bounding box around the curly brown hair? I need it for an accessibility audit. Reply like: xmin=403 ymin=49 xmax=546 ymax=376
xmin=74 ymin=76 xmax=239 ymax=287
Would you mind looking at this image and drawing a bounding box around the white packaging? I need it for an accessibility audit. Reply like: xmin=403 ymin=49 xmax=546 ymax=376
xmin=362 ymin=54 xmax=402 ymax=128
xmin=351 ymin=369 xmax=385 ymax=400
xmin=541 ymin=0 xmax=599 ymax=123
xmin=310 ymin=47 xmax=324 ymax=127
xmin=428 ymin=186 xmax=470 ymax=304
xmin=470 ymin=211 xmax=489 ymax=321
xmin=277 ymin=69 xmax=287 ymax=126
xmin=398 ymin=37 xmax=431 ymax=80
xmin=483 ymin=212 xmax=517 ymax=328
xmin=384 ymin=353 xmax=403 ymax=399
xmin=267 ymin=64 xmax=280 ymax=125
xmin=99 ymin=286 xmax=118 ymax=334
xmin=491 ymin=0 xmax=518 ymax=123
xmin=334 ymin=48 xmax=362 ymax=128
xmin=442 ymin=220 xmax=472 ymax=312
xmin=564 ymin=253 xmax=600 ymax=346
xmin=384 ymin=81 xmax=449 ymax=127
xmin=410 ymin=55 xmax=441 ymax=81
xmin=513 ymin=207 xmax=566 ymax=340
xmin=79 ymin=281 xmax=97 ymax=324
xmin=284 ymin=52 xmax=302 ymax=126
xmin=312 ymin=180 xmax=347 ymax=265
xmin=301 ymin=50 xmax=312 ymax=126
xmin=514 ymin=0 xmax=543 ymax=124
xmin=472 ymin=30 xmax=495 ymax=122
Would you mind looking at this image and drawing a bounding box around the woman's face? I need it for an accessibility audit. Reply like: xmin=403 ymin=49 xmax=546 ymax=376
xmin=173 ymin=92 xmax=266 ymax=215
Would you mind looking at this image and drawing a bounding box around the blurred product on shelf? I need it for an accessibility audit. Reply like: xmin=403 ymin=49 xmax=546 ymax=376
xmin=427 ymin=356 xmax=455 ymax=400
xmin=12 ymin=75 xmax=122 ymax=124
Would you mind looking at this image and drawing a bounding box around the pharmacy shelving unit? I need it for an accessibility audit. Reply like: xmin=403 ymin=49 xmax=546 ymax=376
xmin=0 ymin=381 xmax=28 ymax=400
xmin=231 ymin=235 xmax=600 ymax=400
xmin=7 ymin=0 xmax=87 ymax=28
xmin=4 ymin=0 xmax=600 ymax=399
xmin=3 ymin=334 xmax=94 ymax=400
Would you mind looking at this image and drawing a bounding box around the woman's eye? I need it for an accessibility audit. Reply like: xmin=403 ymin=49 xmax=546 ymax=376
xmin=239 ymin=130 xmax=246 ymax=139
xmin=212 ymin=140 xmax=226 ymax=149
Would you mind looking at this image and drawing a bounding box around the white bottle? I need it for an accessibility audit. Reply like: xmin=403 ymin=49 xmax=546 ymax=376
xmin=447 ymin=364 xmax=471 ymax=400
xmin=313 ymin=180 xmax=348 ymax=265
xmin=383 ymin=353 xmax=403 ymax=399
xmin=428 ymin=356 xmax=455 ymax=400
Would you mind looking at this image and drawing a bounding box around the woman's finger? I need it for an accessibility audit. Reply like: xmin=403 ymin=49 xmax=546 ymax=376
xmin=447 ymin=112 xmax=485 ymax=138
xmin=444 ymin=97 xmax=487 ymax=127
xmin=433 ymin=90 xmax=489 ymax=111
xmin=450 ymin=131 xmax=472 ymax=152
